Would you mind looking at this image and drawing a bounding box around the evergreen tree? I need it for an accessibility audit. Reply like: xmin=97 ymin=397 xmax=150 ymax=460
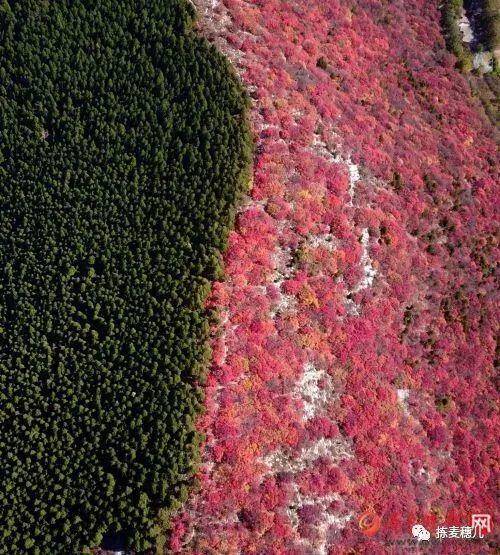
xmin=0 ymin=0 xmax=251 ymax=552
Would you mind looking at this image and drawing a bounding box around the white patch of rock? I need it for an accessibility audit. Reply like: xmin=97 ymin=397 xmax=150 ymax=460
xmin=396 ymin=388 xmax=410 ymax=416
xmin=458 ymin=9 xmax=474 ymax=43
xmin=295 ymin=363 xmax=333 ymax=420
xmin=353 ymin=228 xmax=376 ymax=292
xmin=473 ymin=51 xmax=494 ymax=73
xmin=261 ymin=437 xmax=353 ymax=475
xmin=306 ymin=232 xmax=337 ymax=252
xmin=347 ymin=161 xmax=360 ymax=205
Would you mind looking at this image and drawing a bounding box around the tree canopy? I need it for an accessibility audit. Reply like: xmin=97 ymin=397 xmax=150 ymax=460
xmin=0 ymin=0 xmax=251 ymax=552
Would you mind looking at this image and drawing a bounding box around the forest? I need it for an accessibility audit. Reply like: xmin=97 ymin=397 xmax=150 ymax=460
xmin=0 ymin=0 xmax=250 ymax=552
xmin=0 ymin=0 xmax=497 ymax=553
xmin=169 ymin=0 xmax=498 ymax=553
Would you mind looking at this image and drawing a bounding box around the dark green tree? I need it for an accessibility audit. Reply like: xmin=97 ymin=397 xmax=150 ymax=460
xmin=0 ymin=0 xmax=251 ymax=552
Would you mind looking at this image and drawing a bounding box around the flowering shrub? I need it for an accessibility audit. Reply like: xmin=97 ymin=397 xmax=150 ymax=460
xmin=171 ymin=0 xmax=498 ymax=552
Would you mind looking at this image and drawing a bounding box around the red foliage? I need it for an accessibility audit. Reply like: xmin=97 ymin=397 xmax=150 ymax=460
xmin=170 ymin=0 xmax=499 ymax=552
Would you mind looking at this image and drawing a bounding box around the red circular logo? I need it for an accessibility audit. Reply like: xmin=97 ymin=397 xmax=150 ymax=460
xmin=358 ymin=510 xmax=381 ymax=536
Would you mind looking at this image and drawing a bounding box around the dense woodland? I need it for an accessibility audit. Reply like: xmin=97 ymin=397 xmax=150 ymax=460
xmin=0 ymin=0 xmax=250 ymax=552
xmin=170 ymin=0 xmax=498 ymax=553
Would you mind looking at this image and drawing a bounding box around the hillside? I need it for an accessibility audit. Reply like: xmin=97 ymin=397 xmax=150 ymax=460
xmin=170 ymin=0 xmax=499 ymax=553
xmin=0 ymin=1 xmax=250 ymax=552
xmin=0 ymin=0 xmax=497 ymax=553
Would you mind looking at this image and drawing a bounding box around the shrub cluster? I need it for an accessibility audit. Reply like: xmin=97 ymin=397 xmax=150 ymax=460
xmin=0 ymin=0 xmax=250 ymax=552
xmin=441 ymin=0 xmax=474 ymax=71
xmin=483 ymin=0 xmax=500 ymax=58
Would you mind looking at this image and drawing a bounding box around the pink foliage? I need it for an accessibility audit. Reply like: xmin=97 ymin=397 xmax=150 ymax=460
xmin=170 ymin=0 xmax=499 ymax=552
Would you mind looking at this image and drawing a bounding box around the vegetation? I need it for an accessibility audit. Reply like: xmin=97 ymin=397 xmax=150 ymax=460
xmin=170 ymin=0 xmax=498 ymax=552
xmin=483 ymin=0 xmax=500 ymax=55
xmin=441 ymin=0 xmax=473 ymax=71
xmin=0 ymin=0 xmax=250 ymax=552
xmin=440 ymin=0 xmax=499 ymax=125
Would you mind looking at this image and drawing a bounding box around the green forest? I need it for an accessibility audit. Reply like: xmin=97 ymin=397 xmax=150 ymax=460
xmin=0 ymin=0 xmax=251 ymax=552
